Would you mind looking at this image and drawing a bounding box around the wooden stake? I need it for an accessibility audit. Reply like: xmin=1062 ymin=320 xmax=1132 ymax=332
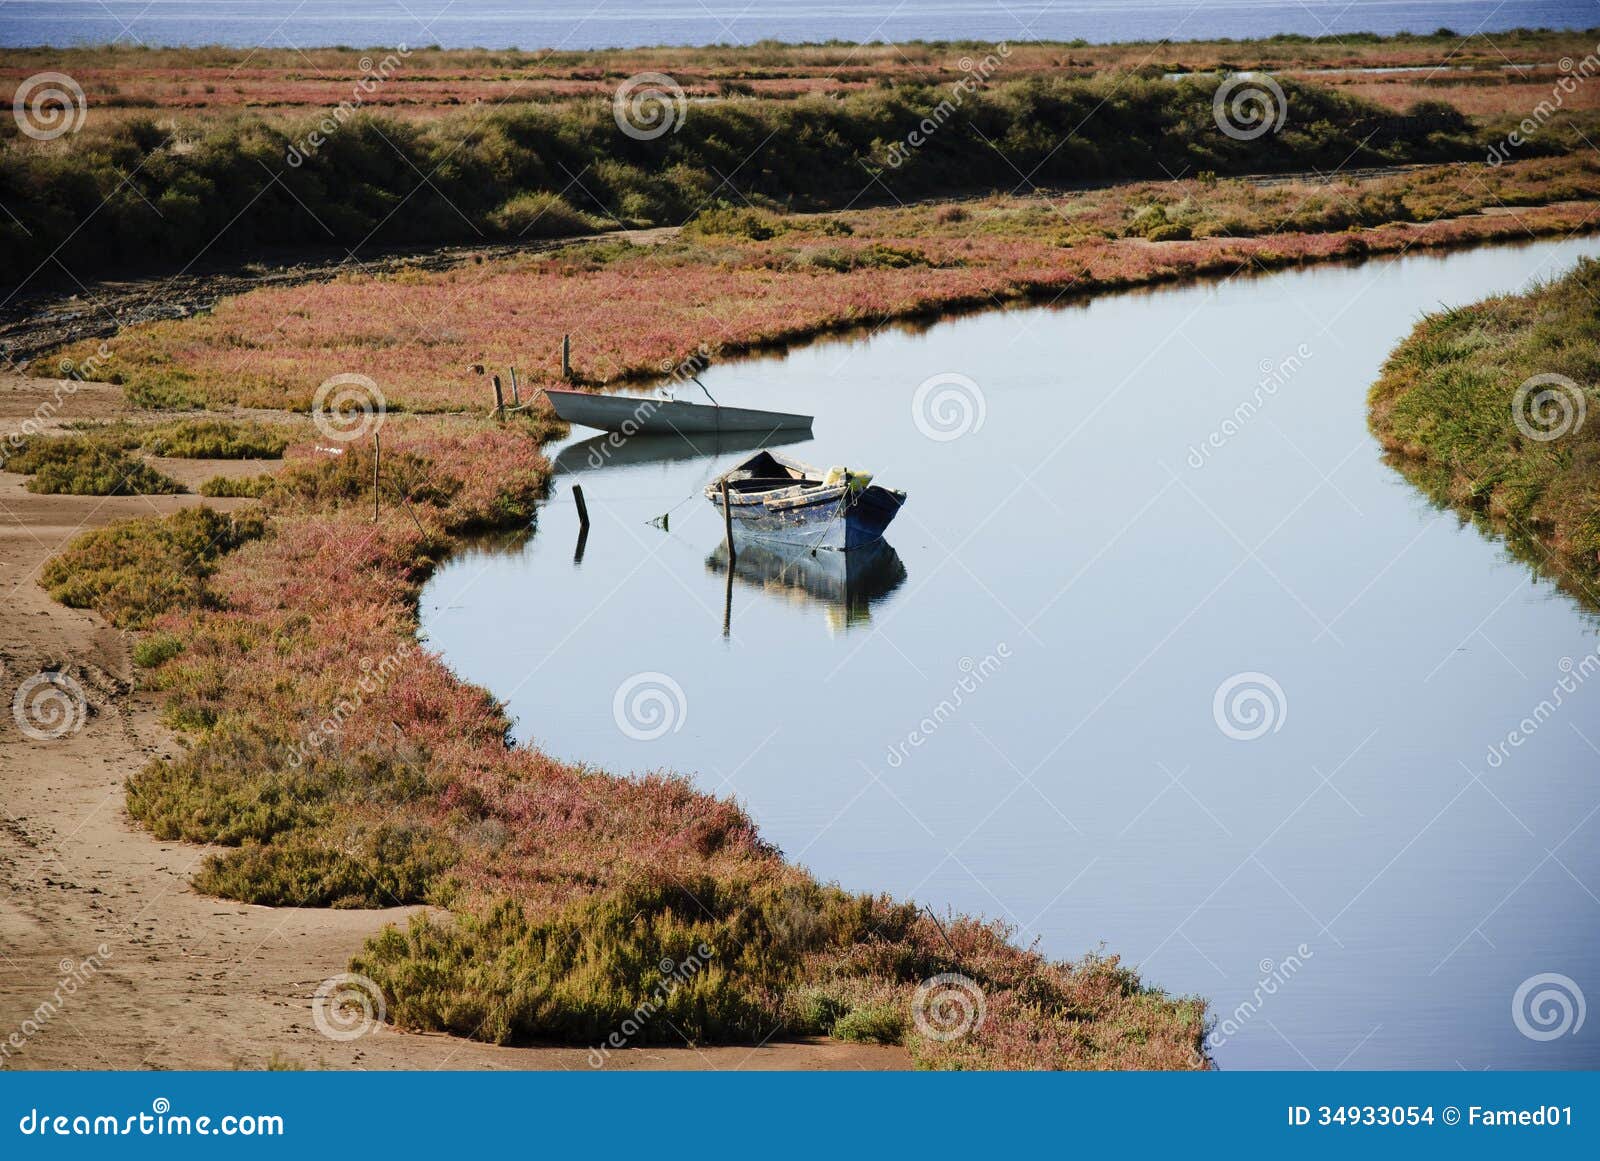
xmin=720 ymin=478 xmax=736 ymax=565
xmin=508 ymin=366 xmax=521 ymax=406
xmin=561 ymin=334 xmax=572 ymax=381
xmin=572 ymin=483 xmax=591 ymax=530
xmin=372 ymin=433 xmax=381 ymax=523
xmin=491 ymin=374 xmax=505 ymax=418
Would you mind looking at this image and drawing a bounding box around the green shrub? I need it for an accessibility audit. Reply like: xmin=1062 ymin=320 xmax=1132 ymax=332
xmin=199 ymin=473 xmax=277 ymax=497
xmin=142 ymin=419 xmax=290 ymax=458
xmin=39 ymin=505 xmax=266 ymax=628
xmin=196 ymin=823 xmax=455 ymax=908
xmin=4 ymin=436 xmax=183 ymax=495
xmin=132 ymin=632 xmax=184 ymax=668
xmin=684 ymin=205 xmax=782 ymax=241
xmin=356 ymin=875 xmax=886 ymax=1046
xmin=488 ymin=192 xmax=598 ymax=238
xmin=831 ymin=1002 xmax=907 ymax=1044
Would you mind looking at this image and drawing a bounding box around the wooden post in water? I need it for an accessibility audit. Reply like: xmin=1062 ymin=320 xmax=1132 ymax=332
xmin=491 ymin=374 xmax=505 ymax=418
xmin=508 ymin=366 xmax=521 ymax=406
xmin=372 ymin=433 xmax=381 ymax=523
xmin=572 ymin=483 xmax=591 ymax=530
xmin=561 ymin=334 xmax=572 ymax=382
xmin=719 ymin=478 xmax=736 ymax=566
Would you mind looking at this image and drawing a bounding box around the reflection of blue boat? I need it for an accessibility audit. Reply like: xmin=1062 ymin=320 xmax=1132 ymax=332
xmin=706 ymin=452 xmax=906 ymax=551
xmin=708 ymin=537 xmax=906 ymax=628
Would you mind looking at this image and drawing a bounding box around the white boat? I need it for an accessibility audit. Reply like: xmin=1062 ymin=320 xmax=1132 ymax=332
xmin=544 ymin=387 xmax=812 ymax=435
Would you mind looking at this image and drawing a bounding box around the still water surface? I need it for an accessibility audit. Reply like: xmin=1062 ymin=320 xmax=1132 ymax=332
xmin=424 ymin=236 xmax=1600 ymax=1069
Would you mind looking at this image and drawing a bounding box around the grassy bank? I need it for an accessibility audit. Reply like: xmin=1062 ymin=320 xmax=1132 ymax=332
xmin=0 ymin=41 xmax=1529 ymax=286
xmin=1369 ymin=256 xmax=1600 ymax=601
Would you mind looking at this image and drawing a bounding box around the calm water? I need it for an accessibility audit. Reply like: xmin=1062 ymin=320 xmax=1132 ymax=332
xmin=424 ymin=236 xmax=1600 ymax=1069
xmin=1 ymin=0 xmax=1591 ymax=48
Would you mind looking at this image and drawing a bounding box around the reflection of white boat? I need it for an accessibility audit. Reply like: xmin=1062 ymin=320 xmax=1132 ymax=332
xmin=554 ymin=430 xmax=809 ymax=474
xmin=545 ymin=387 xmax=812 ymax=435
xmin=707 ymin=537 xmax=906 ymax=631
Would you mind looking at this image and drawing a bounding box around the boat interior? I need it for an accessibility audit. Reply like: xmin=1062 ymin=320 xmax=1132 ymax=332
xmin=724 ymin=452 xmax=821 ymax=494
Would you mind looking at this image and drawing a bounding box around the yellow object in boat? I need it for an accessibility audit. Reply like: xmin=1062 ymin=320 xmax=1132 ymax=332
xmin=823 ymin=466 xmax=874 ymax=492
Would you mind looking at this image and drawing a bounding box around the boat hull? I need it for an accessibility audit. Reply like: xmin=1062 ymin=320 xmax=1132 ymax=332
xmin=716 ymin=481 xmax=905 ymax=551
xmin=544 ymin=388 xmax=812 ymax=435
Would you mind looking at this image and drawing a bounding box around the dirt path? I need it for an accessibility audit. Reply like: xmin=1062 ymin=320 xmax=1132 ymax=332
xmin=0 ymin=376 xmax=908 ymax=1071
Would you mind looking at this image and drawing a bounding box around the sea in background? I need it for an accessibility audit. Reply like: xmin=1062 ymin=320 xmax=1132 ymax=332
xmin=0 ymin=0 xmax=1592 ymax=50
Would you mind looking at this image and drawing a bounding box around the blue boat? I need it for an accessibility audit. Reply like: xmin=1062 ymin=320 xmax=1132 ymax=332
xmin=706 ymin=451 xmax=907 ymax=551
